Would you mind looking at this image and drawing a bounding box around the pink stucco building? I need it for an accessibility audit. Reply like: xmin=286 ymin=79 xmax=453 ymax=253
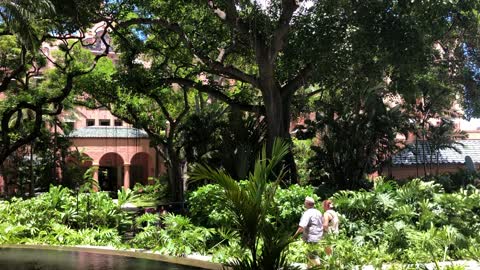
xmin=63 ymin=107 xmax=164 ymax=191
xmin=56 ymin=23 xmax=164 ymax=191
xmin=0 ymin=23 xmax=164 ymax=194
xmin=0 ymin=99 xmax=165 ymax=195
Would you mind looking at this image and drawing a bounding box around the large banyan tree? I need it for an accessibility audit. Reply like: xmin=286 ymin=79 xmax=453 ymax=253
xmin=104 ymin=0 xmax=480 ymax=184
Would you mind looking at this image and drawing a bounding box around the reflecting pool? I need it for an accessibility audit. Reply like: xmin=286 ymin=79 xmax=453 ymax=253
xmin=0 ymin=248 xmax=205 ymax=270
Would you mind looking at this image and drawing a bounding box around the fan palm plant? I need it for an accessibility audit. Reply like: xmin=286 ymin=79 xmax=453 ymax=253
xmin=0 ymin=0 xmax=54 ymax=49
xmin=191 ymin=139 xmax=299 ymax=270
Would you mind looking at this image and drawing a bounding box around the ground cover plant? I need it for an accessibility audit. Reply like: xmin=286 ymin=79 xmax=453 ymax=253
xmin=120 ymin=177 xmax=169 ymax=208
xmin=0 ymin=185 xmax=127 ymax=246
xmin=0 ymin=176 xmax=479 ymax=269
xmin=0 ymin=184 xmax=212 ymax=257
xmin=284 ymin=179 xmax=480 ymax=269
xmin=188 ymin=177 xmax=480 ymax=268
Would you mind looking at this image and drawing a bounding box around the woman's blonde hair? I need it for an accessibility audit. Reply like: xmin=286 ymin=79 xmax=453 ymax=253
xmin=322 ymin=199 xmax=334 ymax=210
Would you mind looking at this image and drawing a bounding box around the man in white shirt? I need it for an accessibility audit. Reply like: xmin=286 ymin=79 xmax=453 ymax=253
xmin=293 ymin=196 xmax=323 ymax=267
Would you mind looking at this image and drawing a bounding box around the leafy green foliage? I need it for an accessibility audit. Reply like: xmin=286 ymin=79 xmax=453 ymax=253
xmin=291 ymin=138 xmax=315 ymax=185
xmin=324 ymin=179 xmax=480 ymax=264
xmin=1 ymin=125 xmax=89 ymax=196
xmin=181 ymin=108 xmax=267 ymax=181
xmin=272 ymin=179 xmax=475 ymax=268
xmin=186 ymin=174 xmax=477 ymax=267
xmin=130 ymin=213 xmax=214 ymax=256
xmin=129 ymin=178 xmax=168 ymax=207
xmin=0 ymin=185 xmax=130 ymax=246
xmin=116 ymin=178 xmax=169 ymax=208
xmin=280 ymin=181 xmax=480 ymax=268
xmin=430 ymin=169 xmax=480 ymax=192
xmin=0 ymin=176 xmax=479 ymax=268
xmin=273 ymin=184 xmax=319 ymax=230
xmin=0 ymin=0 xmax=54 ymax=49
xmin=302 ymin=87 xmax=407 ymax=189
xmin=0 ymin=0 xmax=112 ymax=170
xmin=190 ymin=139 xmax=297 ymax=270
xmin=0 ymin=183 xmax=215 ymax=256
xmin=209 ymin=228 xmax=247 ymax=264
xmin=188 ymin=181 xmax=318 ymax=232
xmin=186 ymin=183 xmax=232 ymax=229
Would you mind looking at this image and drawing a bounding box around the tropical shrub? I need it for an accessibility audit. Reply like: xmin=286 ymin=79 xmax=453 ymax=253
xmin=431 ymin=169 xmax=478 ymax=192
xmin=292 ymin=138 xmax=315 ymax=185
xmin=187 ymin=183 xmax=233 ymax=228
xmin=130 ymin=212 xmax=213 ymax=256
xmin=209 ymin=228 xmax=247 ymax=263
xmin=0 ymin=174 xmax=479 ymax=268
xmin=0 ymin=185 xmax=129 ymax=246
xmin=190 ymin=139 xmax=300 ymax=270
xmin=188 ymin=182 xmax=319 ymax=231
xmin=324 ymin=179 xmax=480 ymax=265
xmin=283 ymin=180 xmax=479 ymax=268
xmin=187 ymin=181 xmax=320 ymax=265
xmin=180 ymin=108 xmax=266 ymax=181
xmin=274 ymin=184 xmax=319 ymax=230
xmin=130 ymin=177 xmax=168 ymax=207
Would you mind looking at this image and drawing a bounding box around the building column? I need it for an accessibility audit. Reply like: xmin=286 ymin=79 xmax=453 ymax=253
xmin=0 ymin=175 xmax=4 ymax=194
xmin=92 ymin=163 xmax=99 ymax=192
xmin=123 ymin=164 xmax=131 ymax=189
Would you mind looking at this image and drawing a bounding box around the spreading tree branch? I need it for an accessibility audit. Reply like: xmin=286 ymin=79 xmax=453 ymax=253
xmin=207 ymin=0 xmax=250 ymax=35
xmin=0 ymin=24 xmax=112 ymax=165
xmin=0 ymin=48 xmax=27 ymax=93
xmin=115 ymin=17 xmax=259 ymax=87
xmin=272 ymin=0 xmax=299 ymax=58
xmin=281 ymin=63 xmax=313 ymax=97
xmin=158 ymin=77 xmax=264 ymax=114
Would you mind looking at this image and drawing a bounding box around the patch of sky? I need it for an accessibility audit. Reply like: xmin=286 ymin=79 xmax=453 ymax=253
xmin=133 ymin=28 xmax=148 ymax=42
xmin=253 ymin=0 xmax=315 ymax=11
xmin=463 ymin=43 xmax=480 ymax=79
xmin=462 ymin=42 xmax=480 ymax=120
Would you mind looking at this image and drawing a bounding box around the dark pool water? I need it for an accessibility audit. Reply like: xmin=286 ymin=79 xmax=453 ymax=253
xmin=0 ymin=248 xmax=204 ymax=270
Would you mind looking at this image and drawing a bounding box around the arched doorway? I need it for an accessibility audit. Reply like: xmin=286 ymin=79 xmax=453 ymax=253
xmin=99 ymin=153 xmax=124 ymax=191
xmin=130 ymin=152 xmax=149 ymax=186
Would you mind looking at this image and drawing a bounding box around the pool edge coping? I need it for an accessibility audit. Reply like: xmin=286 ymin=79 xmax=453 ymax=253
xmin=0 ymin=244 xmax=224 ymax=270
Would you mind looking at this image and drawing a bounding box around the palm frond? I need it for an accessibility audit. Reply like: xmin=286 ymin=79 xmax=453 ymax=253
xmin=191 ymin=139 xmax=294 ymax=269
xmin=0 ymin=0 xmax=54 ymax=49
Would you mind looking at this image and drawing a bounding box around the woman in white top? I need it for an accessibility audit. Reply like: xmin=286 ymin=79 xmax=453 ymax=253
xmin=322 ymin=199 xmax=339 ymax=255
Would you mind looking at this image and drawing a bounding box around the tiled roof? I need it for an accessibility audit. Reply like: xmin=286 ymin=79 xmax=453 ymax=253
xmin=68 ymin=127 xmax=148 ymax=138
xmin=392 ymin=140 xmax=480 ymax=166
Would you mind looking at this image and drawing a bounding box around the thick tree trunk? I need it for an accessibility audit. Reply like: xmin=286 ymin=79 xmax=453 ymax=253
xmin=262 ymin=84 xmax=298 ymax=184
xmin=30 ymin=142 xmax=34 ymax=196
xmin=0 ymin=163 xmax=7 ymax=197
xmin=165 ymin=147 xmax=185 ymax=203
xmin=415 ymin=138 xmax=419 ymax=177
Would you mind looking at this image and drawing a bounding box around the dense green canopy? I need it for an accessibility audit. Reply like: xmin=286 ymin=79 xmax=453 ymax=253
xmin=100 ymin=0 xmax=480 ymax=184
xmin=2 ymin=0 xmax=480 ymax=189
xmin=0 ymin=0 xmax=107 ymax=165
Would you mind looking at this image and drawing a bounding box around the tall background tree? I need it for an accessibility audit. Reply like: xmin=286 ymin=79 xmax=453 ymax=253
xmin=301 ymin=87 xmax=408 ymax=189
xmin=102 ymin=0 xmax=480 ymax=185
xmin=0 ymin=0 xmax=110 ymax=194
xmin=3 ymin=0 xmax=480 ymax=194
xmin=74 ymin=57 xmax=193 ymax=201
xmin=74 ymin=54 xmax=267 ymax=201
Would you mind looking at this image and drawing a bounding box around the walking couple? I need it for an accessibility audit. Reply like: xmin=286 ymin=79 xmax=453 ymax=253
xmin=293 ymin=197 xmax=340 ymax=268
